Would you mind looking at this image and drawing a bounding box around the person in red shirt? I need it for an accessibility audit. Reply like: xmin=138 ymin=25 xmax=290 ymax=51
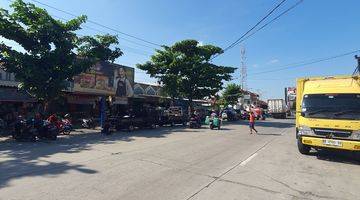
xmin=249 ymin=111 xmax=258 ymax=134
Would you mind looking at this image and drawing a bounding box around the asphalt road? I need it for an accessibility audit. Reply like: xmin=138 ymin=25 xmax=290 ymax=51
xmin=0 ymin=119 xmax=359 ymax=200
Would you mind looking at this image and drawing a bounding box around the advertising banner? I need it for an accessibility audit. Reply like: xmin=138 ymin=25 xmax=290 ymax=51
xmin=73 ymin=62 xmax=134 ymax=97
xmin=113 ymin=66 xmax=134 ymax=97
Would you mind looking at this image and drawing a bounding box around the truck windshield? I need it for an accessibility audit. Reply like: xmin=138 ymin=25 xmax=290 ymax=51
xmin=302 ymin=94 xmax=360 ymax=120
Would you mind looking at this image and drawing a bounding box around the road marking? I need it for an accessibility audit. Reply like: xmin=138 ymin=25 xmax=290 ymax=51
xmin=240 ymin=153 xmax=258 ymax=166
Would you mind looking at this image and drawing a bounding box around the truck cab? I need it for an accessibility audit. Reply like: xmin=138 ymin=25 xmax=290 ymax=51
xmin=296 ymin=76 xmax=360 ymax=154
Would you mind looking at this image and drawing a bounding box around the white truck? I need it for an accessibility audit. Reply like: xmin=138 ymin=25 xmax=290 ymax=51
xmin=267 ymin=99 xmax=287 ymax=119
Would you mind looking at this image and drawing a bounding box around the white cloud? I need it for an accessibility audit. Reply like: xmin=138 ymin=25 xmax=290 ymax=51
xmin=252 ymin=64 xmax=258 ymax=68
xmin=198 ymin=41 xmax=204 ymax=46
xmin=268 ymin=59 xmax=279 ymax=64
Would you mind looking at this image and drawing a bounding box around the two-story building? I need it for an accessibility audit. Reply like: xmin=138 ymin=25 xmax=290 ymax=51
xmin=0 ymin=69 xmax=36 ymax=123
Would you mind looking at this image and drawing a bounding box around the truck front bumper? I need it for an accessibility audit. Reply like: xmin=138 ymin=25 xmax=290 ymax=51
xmin=301 ymin=136 xmax=360 ymax=151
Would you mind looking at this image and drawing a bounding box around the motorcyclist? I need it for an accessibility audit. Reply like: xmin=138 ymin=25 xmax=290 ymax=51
xmin=192 ymin=110 xmax=200 ymax=124
xmin=210 ymin=110 xmax=218 ymax=118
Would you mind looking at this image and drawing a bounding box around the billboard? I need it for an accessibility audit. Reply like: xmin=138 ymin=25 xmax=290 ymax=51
xmin=287 ymin=87 xmax=296 ymax=101
xmin=113 ymin=66 xmax=134 ymax=97
xmin=285 ymin=87 xmax=296 ymax=110
xmin=73 ymin=62 xmax=134 ymax=96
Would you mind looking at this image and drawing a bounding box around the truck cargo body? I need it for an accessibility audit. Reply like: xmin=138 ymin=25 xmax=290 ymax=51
xmin=296 ymin=75 xmax=360 ymax=154
xmin=267 ymin=99 xmax=287 ymax=119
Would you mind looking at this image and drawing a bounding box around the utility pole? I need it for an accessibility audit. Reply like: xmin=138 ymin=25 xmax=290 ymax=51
xmin=240 ymin=47 xmax=247 ymax=90
xmin=355 ymin=55 xmax=360 ymax=75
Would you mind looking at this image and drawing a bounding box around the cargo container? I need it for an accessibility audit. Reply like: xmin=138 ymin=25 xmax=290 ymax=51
xmin=267 ymin=99 xmax=287 ymax=119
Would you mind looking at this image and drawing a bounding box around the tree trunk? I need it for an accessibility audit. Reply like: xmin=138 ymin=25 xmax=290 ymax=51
xmin=188 ymin=98 xmax=193 ymax=117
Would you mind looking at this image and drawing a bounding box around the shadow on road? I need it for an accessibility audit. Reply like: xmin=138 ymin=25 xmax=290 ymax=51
xmin=0 ymin=125 xmax=194 ymax=189
xmin=308 ymin=150 xmax=360 ymax=165
xmin=234 ymin=119 xmax=295 ymax=129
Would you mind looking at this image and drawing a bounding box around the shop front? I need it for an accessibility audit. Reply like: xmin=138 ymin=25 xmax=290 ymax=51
xmin=0 ymin=86 xmax=37 ymax=130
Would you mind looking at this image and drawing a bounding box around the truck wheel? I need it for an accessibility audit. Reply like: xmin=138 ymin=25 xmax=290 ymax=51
xmin=297 ymin=138 xmax=311 ymax=155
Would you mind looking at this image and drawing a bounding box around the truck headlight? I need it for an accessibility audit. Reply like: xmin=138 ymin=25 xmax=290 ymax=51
xmin=350 ymin=131 xmax=360 ymax=140
xmin=298 ymin=125 xmax=315 ymax=136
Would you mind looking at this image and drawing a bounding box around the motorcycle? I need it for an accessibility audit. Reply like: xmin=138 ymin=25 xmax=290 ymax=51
xmin=12 ymin=119 xmax=58 ymax=141
xmin=189 ymin=115 xmax=201 ymax=128
xmin=39 ymin=120 xmax=58 ymax=140
xmin=240 ymin=111 xmax=250 ymax=120
xmin=205 ymin=116 xmax=221 ymax=130
xmin=13 ymin=119 xmax=36 ymax=142
xmin=58 ymin=119 xmax=72 ymax=135
xmin=81 ymin=118 xmax=96 ymax=129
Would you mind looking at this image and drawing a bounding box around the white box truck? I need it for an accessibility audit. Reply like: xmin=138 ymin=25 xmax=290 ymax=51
xmin=267 ymin=99 xmax=287 ymax=119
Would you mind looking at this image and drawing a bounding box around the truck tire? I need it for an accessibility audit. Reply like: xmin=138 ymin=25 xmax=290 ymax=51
xmin=297 ymin=137 xmax=311 ymax=155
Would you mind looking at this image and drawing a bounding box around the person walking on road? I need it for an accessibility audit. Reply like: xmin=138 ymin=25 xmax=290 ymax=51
xmin=249 ymin=111 xmax=258 ymax=134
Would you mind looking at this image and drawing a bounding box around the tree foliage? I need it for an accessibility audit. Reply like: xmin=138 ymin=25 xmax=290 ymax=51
xmin=77 ymin=34 xmax=123 ymax=63
xmin=222 ymin=83 xmax=242 ymax=106
xmin=137 ymin=39 xmax=235 ymax=107
xmin=0 ymin=0 xmax=122 ymax=101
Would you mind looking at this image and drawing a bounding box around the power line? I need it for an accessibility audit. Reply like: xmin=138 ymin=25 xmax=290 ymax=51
xmin=5 ymin=0 xmax=154 ymax=56
xmin=353 ymin=55 xmax=360 ymax=75
xmin=50 ymin=14 xmax=153 ymax=56
xmin=30 ymin=0 xmax=162 ymax=47
xmin=228 ymin=0 xmax=304 ymax=51
xmin=211 ymin=0 xmax=288 ymax=61
xmin=248 ymin=49 xmax=360 ymax=76
xmin=5 ymin=0 xmax=154 ymax=57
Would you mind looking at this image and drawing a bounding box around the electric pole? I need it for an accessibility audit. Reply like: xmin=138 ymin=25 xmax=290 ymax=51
xmin=240 ymin=47 xmax=247 ymax=90
xmin=355 ymin=55 xmax=360 ymax=75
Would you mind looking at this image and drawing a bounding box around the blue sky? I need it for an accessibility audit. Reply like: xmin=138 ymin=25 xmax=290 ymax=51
xmin=1 ymin=0 xmax=360 ymax=100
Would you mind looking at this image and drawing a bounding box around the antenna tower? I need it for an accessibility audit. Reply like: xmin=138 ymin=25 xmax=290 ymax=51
xmin=240 ymin=47 xmax=247 ymax=90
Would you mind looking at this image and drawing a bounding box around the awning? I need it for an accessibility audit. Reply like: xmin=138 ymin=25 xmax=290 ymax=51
xmin=0 ymin=87 xmax=37 ymax=102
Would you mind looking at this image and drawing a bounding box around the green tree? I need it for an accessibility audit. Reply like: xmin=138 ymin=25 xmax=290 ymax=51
xmin=222 ymin=83 xmax=242 ymax=106
xmin=0 ymin=0 xmax=122 ymax=102
xmin=137 ymin=39 xmax=235 ymax=112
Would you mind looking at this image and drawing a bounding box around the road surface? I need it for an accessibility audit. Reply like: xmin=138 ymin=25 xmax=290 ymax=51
xmin=0 ymin=119 xmax=359 ymax=200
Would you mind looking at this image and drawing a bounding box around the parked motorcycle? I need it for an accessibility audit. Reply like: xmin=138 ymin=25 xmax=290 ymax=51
xmin=58 ymin=118 xmax=72 ymax=135
xmin=13 ymin=119 xmax=36 ymax=142
xmin=39 ymin=120 xmax=58 ymax=140
xmin=81 ymin=118 xmax=96 ymax=129
xmin=189 ymin=116 xmax=201 ymax=128
xmin=12 ymin=119 xmax=58 ymax=141
xmin=240 ymin=111 xmax=250 ymax=120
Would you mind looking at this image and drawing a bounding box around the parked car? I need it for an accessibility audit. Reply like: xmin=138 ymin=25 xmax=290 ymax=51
xmin=222 ymin=108 xmax=239 ymax=121
xmin=110 ymin=108 xmax=160 ymax=131
xmin=159 ymin=106 xmax=188 ymax=126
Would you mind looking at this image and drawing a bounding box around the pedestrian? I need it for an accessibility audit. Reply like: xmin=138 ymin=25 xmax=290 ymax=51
xmin=249 ymin=111 xmax=258 ymax=134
